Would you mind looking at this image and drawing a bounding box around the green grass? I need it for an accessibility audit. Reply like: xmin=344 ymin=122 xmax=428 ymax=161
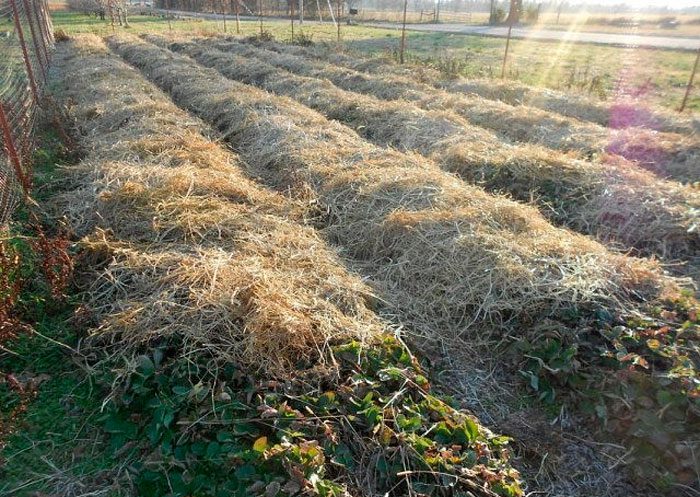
xmin=345 ymin=31 xmax=700 ymax=113
xmin=0 ymin=128 xmax=123 ymax=497
xmin=51 ymin=10 xmax=700 ymax=113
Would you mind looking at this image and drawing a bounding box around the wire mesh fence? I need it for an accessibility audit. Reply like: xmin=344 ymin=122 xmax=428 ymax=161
xmin=0 ymin=0 xmax=54 ymax=226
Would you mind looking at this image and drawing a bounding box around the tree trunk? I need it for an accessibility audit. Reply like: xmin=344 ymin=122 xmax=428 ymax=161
xmin=507 ymin=0 xmax=521 ymax=24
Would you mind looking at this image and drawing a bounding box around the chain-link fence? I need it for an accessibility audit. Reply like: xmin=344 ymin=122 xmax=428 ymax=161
xmin=0 ymin=0 xmax=54 ymax=225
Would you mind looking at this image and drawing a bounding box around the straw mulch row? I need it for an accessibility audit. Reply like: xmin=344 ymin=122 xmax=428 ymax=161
xmin=104 ymin=35 xmax=700 ymax=491
xmin=270 ymin=42 xmax=700 ymax=184
xmin=224 ymin=39 xmax=612 ymax=156
xmin=280 ymin=43 xmax=700 ymax=138
xmin=110 ymin=33 xmax=675 ymax=348
xmin=152 ymin=36 xmax=700 ymax=276
xmin=51 ymin=34 xmax=390 ymax=375
xmin=54 ymin=34 xmax=525 ymax=497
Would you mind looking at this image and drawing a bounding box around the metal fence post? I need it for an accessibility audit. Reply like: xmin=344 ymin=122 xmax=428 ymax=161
xmin=9 ymin=0 xmax=40 ymax=101
xmin=23 ymin=0 xmax=47 ymax=81
xmin=30 ymin=0 xmax=52 ymax=67
xmin=0 ymin=103 xmax=29 ymax=196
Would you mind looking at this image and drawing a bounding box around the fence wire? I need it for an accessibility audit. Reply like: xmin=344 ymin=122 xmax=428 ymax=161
xmin=0 ymin=0 xmax=53 ymax=225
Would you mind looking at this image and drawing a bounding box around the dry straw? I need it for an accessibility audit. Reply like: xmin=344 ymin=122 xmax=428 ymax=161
xmin=52 ymin=35 xmax=384 ymax=375
xmin=154 ymin=36 xmax=700 ymax=277
xmin=275 ymin=42 xmax=700 ymax=184
xmin=283 ymin=43 xmax=700 ymax=138
xmin=109 ymin=34 xmax=678 ymax=347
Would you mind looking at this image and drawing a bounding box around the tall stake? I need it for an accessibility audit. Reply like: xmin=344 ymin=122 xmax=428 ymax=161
xmin=501 ymin=21 xmax=513 ymax=78
xmin=221 ymin=0 xmax=227 ymax=32
xmin=680 ymin=48 xmax=700 ymax=113
xmin=166 ymin=0 xmax=172 ymax=31
xmin=399 ymin=0 xmax=408 ymax=64
xmin=336 ymin=0 xmax=340 ymax=41
xmin=259 ymin=0 xmax=264 ymax=35
xmin=8 ymin=0 xmax=38 ymax=101
xmin=235 ymin=0 xmax=240 ymax=33
xmin=290 ymin=0 xmax=294 ymax=40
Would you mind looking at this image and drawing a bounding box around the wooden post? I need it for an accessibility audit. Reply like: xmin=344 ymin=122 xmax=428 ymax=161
xmin=235 ymin=0 xmax=240 ymax=33
xmin=259 ymin=0 xmax=264 ymax=35
xmin=680 ymin=48 xmax=700 ymax=113
xmin=220 ymin=0 xmax=227 ymax=32
xmin=166 ymin=0 xmax=172 ymax=31
xmin=290 ymin=0 xmax=294 ymax=39
xmin=399 ymin=0 xmax=408 ymax=63
xmin=501 ymin=20 xmax=513 ymax=78
xmin=108 ymin=0 xmax=116 ymax=32
xmin=336 ymin=0 xmax=340 ymax=41
xmin=556 ymin=1 xmax=563 ymax=25
xmin=435 ymin=0 xmax=440 ymax=22
xmin=299 ymin=0 xmax=303 ymax=24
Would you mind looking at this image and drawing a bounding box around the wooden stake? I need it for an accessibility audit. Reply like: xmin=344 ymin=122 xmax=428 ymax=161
xmin=680 ymin=48 xmax=700 ymax=113
xmin=166 ymin=0 xmax=172 ymax=31
xmin=235 ymin=0 xmax=240 ymax=33
xmin=399 ymin=0 xmax=408 ymax=64
xmin=221 ymin=0 xmax=227 ymax=32
xmin=259 ymin=0 xmax=264 ymax=35
xmin=501 ymin=21 xmax=513 ymax=78
xmin=336 ymin=0 xmax=340 ymax=41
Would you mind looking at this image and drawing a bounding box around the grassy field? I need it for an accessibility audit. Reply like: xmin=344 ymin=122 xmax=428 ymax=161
xmin=51 ymin=10 xmax=700 ymax=113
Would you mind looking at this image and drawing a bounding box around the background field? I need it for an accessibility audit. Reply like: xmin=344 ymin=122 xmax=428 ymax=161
xmin=51 ymin=10 xmax=700 ymax=113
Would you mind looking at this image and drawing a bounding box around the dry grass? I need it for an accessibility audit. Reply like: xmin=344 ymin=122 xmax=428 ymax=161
xmin=109 ymin=33 xmax=679 ymax=348
xmin=152 ymin=36 xmax=700 ymax=277
xmin=277 ymin=42 xmax=700 ymax=183
xmin=51 ymin=34 xmax=384 ymax=376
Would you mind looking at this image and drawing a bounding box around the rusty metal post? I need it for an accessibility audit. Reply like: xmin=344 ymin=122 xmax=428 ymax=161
xmin=680 ymin=48 xmax=700 ymax=113
xmin=9 ymin=0 xmax=40 ymax=102
xmin=0 ymin=103 xmax=29 ymax=196
xmin=23 ymin=0 xmax=47 ymax=81
xmin=30 ymin=0 xmax=52 ymax=69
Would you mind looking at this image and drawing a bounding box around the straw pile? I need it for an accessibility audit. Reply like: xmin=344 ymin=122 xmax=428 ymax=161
xmin=151 ymin=36 xmax=700 ymax=274
xmin=227 ymin=39 xmax=610 ymax=156
xmin=52 ymin=34 xmax=385 ymax=375
xmin=282 ymin=43 xmax=700 ymax=138
xmin=270 ymin=40 xmax=700 ymax=182
xmin=109 ymin=34 xmax=677 ymax=346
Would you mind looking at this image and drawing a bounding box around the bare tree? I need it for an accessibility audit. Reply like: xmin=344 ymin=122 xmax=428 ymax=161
xmin=507 ymin=0 xmax=521 ymax=24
